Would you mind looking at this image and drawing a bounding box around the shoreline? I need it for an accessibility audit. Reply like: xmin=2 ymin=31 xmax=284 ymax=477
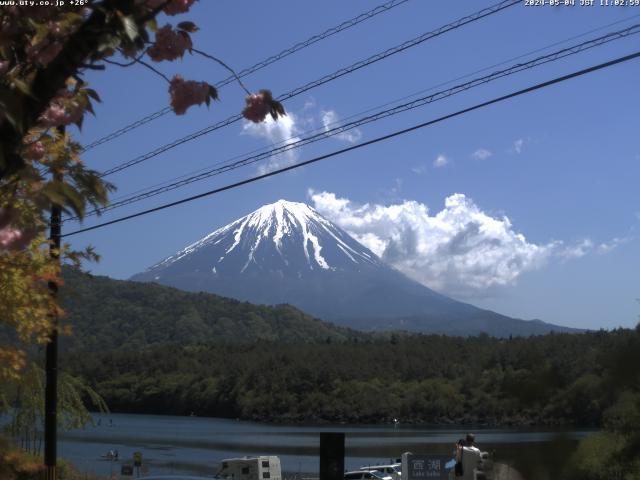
xmin=83 ymin=409 xmax=601 ymax=430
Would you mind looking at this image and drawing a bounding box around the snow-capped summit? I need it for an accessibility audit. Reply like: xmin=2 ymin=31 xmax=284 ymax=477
xmin=150 ymin=199 xmax=381 ymax=276
xmin=132 ymin=200 xmax=573 ymax=336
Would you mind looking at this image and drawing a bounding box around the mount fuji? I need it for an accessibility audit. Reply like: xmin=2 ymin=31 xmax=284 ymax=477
xmin=131 ymin=200 xmax=576 ymax=336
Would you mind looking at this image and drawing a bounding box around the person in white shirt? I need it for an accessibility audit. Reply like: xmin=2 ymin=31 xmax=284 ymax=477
xmin=453 ymin=434 xmax=482 ymax=479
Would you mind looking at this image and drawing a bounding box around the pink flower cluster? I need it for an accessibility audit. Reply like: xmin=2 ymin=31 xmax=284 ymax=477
xmin=39 ymin=90 xmax=84 ymax=128
xmin=164 ymin=0 xmax=196 ymax=15
xmin=23 ymin=142 xmax=46 ymax=161
xmin=147 ymin=25 xmax=191 ymax=62
xmin=0 ymin=227 xmax=34 ymax=251
xmin=169 ymin=75 xmax=209 ymax=115
xmin=0 ymin=208 xmax=35 ymax=251
xmin=144 ymin=0 xmax=196 ymax=15
xmin=242 ymin=91 xmax=272 ymax=123
xmin=27 ymin=41 xmax=63 ymax=67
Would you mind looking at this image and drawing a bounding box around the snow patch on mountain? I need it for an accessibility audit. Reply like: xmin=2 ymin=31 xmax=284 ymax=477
xmin=149 ymin=199 xmax=379 ymax=274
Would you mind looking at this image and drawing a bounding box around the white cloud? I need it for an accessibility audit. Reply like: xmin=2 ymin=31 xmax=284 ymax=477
xmin=388 ymin=178 xmax=403 ymax=196
xmin=411 ymin=164 xmax=427 ymax=175
xmin=303 ymin=97 xmax=316 ymax=110
xmin=242 ymin=113 xmax=302 ymax=174
xmin=471 ymin=148 xmax=492 ymax=160
xmin=512 ymin=139 xmax=524 ymax=154
xmin=433 ymin=154 xmax=449 ymax=168
xmin=558 ymin=239 xmax=593 ymax=259
xmin=321 ymin=110 xmax=362 ymax=144
xmin=596 ymin=237 xmax=628 ymax=254
xmin=241 ymin=105 xmax=362 ymax=173
xmin=558 ymin=237 xmax=628 ymax=259
xmin=309 ymin=191 xmax=622 ymax=298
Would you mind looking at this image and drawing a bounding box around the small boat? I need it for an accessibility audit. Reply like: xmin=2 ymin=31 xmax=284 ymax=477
xmin=100 ymin=450 xmax=120 ymax=461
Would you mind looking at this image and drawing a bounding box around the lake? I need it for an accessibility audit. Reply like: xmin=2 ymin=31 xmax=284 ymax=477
xmin=57 ymin=413 xmax=594 ymax=479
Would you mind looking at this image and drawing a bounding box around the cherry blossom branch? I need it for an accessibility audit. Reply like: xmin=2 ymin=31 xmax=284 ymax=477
xmin=131 ymin=57 xmax=171 ymax=83
xmin=79 ymin=63 xmax=106 ymax=71
xmin=138 ymin=0 xmax=174 ymax=24
xmin=190 ymin=48 xmax=251 ymax=95
xmin=23 ymin=129 xmax=51 ymax=146
xmin=104 ymin=48 xmax=148 ymax=68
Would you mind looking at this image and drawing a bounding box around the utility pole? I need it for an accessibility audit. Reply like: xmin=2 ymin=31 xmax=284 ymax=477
xmin=44 ymin=128 xmax=63 ymax=480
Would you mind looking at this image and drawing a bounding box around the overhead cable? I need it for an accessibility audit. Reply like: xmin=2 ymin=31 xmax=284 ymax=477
xmin=79 ymin=0 xmax=412 ymax=152
xmin=68 ymin=23 xmax=640 ymax=222
xmin=97 ymin=0 xmax=520 ymax=178
xmin=60 ymin=50 xmax=640 ymax=238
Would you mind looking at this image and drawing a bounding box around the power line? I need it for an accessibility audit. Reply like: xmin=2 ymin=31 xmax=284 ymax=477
xmin=61 ymin=50 xmax=640 ymax=238
xmin=97 ymin=0 xmax=520 ymax=178
xmin=79 ymin=0 xmax=411 ymax=153
xmin=68 ymin=23 xmax=640 ymax=222
xmin=96 ymin=13 xmax=640 ymax=209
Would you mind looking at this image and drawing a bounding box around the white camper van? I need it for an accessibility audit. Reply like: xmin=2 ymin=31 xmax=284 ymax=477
xmin=217 ymin=456 xmax=282 ymax=480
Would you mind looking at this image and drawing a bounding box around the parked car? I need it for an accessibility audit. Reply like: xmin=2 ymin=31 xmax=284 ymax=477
xmin=140 ymin=477 xmax=213 ymax=480
xmin=359 ymin=464 xmax=401 ymax=480
xmin=345 ymin=470 xmax=391 ymax=480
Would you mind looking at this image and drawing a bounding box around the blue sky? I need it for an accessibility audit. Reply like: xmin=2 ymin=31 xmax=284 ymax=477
xmin=67 ymin=0 xmax=640 ymax=330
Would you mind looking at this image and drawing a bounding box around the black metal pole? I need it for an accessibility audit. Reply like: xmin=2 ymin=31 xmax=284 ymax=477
xmin=320 ymin=432 xmax=345 ymax=480
xmin=44 ymin=165 xmax=63 ymax=480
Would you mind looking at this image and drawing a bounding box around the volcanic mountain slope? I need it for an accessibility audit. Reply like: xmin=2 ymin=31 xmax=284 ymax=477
xmin=131 ymin=200 xmax=578 ymax=336
xmin=56 ymin=267 xmax=356 ymax=352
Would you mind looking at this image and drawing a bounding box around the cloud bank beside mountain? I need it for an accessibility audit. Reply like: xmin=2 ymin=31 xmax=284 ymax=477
xmin=309 ymin=191 xmax=619 ymax=298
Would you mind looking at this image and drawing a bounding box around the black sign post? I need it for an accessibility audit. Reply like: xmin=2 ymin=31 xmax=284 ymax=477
xmin=320 ymin=432 xmax=345 ymax=480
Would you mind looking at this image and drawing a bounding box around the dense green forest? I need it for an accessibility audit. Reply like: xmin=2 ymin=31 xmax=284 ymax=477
xmin=63 ymin=328 xmax=639 ymax=428
xmin=55 ymin=268 xmax=357 ymax=350
xmin=9 ymin=268 xmax=638 ymax=478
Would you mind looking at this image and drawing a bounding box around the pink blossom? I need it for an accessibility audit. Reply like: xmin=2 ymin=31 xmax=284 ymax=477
xmin=24 ymin=142 xmax=46 ymax=161
xmin=142 ymin=0 xmax=196 ymax=15
xmin=163 ymin=0 xmax=196 ymax=15
xmin=169 ymin=75 xmax=210 ymax=115
xmin=40 ymin=104 xmax=67 ymax=127
xmin=242 ymin=91 xmax=272 ymax=123
xmin=147 ymin=25 xmax=191 ymax=62
xmin=0 ymin=60 xmax=9 ymax=76
xmin=38 ymin=89 xmax=84 ymax=128
xmin=0 ymin=208 xmax=35 ymax=251
xmin=121 ymin=45 xmax=141 ymax=59
xmin=0 ymin=227 xmax=35 ymax=251
xmin=27 ymin=41 xmax=63 ymax=67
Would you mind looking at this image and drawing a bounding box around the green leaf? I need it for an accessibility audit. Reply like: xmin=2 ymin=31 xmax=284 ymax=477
xmin=177 ymin=21 xmax=199 ymax=33
xmin=120 ymin=15 xmax=139 ymax=42
xmin=0 ymin=88 xmax=25 ymax=132
xmin=40 ymin=182 xmax=67 ymax=207
xmin=84 ymin=101 xmax=95 ymax=117
xmin=85 ymin=89 xmax=101 ymax=102
xmin=146 ymin=17 xmax=159 ymax=33
xmin=11 ymin=78 xmax=32 ymax=97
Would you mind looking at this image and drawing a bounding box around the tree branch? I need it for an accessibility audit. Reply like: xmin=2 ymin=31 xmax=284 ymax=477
xmin=133 ymin=58 xmax=170 ymax=83
xmin=191 ymin=48 xmax=251 ymax=95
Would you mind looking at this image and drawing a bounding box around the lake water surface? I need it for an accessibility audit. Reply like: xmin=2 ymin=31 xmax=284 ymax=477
xmin=58 ymin=413 xmax=594 ymax=479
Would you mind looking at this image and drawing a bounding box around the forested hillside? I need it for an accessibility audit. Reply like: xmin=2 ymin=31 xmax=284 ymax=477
xmin=63 ymin=327 xmax=639 ymax=427
xmin=58 ymin=268 xmax=356 ymax=351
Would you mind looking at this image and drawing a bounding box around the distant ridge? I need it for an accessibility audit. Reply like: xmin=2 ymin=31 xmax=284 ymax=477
xmin=59 ymin=267 xmax=356 ymax=352
xmin=131 ymin=200 xmax=580 ymax=337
